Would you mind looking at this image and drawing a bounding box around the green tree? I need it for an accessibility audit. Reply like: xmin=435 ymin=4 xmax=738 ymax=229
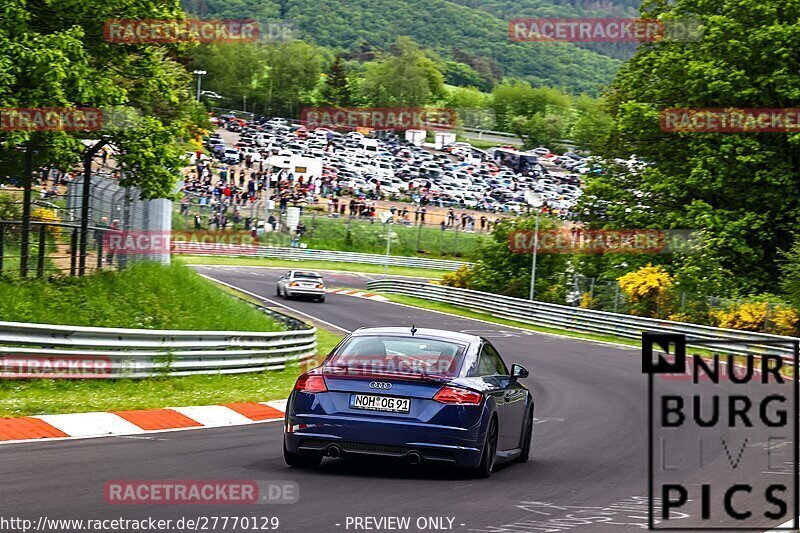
xmin=358 ymin=37 xmax=446 ymax=107
xmin=320 ymin=56 xmax=352 ymax=106
xmin=1 ymin=0 xmax=198 ymax=198
xmin=595 ymin=0 xmax=800 ymax=295
xmin=468 ymin=215 xmax=567 ymax=299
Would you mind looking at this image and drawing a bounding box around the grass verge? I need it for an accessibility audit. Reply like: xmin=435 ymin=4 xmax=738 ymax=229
xmin=0 ymin=263 xmax=346 ymax=417
xmin=0 ymin=262 xmax=284 ymax=331
xmin=175 ymin=255 xmax=446 ymax=279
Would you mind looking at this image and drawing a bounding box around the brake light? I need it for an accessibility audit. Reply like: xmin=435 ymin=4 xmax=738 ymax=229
xmin=315 ymin=284 xmax=324 ymax=289
xmin=433 ymin=386 xmax=482 ymax=405
xmin=289 ymin=282 xmax=299 ymax=287
xmin=295 ymin=373 xmax=327 ymax=393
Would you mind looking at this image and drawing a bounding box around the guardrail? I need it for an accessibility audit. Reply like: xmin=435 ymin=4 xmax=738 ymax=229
xmin=173 ymin=242 xmax=472 ymax=271
xmin=366 ymin=280 xmax=800 ymax=359
xmin=0 ymin=306 xmax=317 ymax=379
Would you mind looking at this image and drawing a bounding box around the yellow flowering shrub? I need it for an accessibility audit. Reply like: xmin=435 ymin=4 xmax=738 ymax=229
xmin=710 ymin=302 xmax=767 ymax=331
xmin=773 ymin=307 xmax=800 ymax=336
xmin=31 ymin=207 xmax=61 ymax=237
xmin=580 ymin=292 xmax=597 ymax=309
xmin=441 ymin=265 xmax=474 ymax=289
xmin=618 ymin=264 xmax=673 ymax=302
xmin=711 ymin=302 xmax=800 ymax=335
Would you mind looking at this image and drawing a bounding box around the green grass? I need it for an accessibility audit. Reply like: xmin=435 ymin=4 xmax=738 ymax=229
xmin=0 ymin=368 xmax=305 ymax=417
xmin=173 ymin=208 xmax=487 ymax=261
xmin=175 ymin=255 xmax=447 ymax=279
xmin=0 ymin=329 xmax=346 ymax=417
xmin=0 ymin=264 xmax=349 ymax=417
xmin=0 ymin=262 xmax=284 ymax=331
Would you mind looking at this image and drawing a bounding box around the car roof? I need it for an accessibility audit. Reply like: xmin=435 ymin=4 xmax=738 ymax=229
xmin=350 ymin=327 xmax=482 ymax=345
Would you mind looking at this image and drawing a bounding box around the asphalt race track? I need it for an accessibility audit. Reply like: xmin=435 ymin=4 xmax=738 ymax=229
xmin=1 ymin=265 xmax=794 ymax=532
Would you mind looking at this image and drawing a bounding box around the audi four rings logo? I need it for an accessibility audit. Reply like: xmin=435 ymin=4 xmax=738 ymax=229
xmin=369 ymin=381 xmax=392 ymax=390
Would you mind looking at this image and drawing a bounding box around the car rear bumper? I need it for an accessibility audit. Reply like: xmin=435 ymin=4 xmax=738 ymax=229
xmin=284 ymin=414 xmax=485 ymax=468
xmin=285 ymin=287 xmax=325 ymax=297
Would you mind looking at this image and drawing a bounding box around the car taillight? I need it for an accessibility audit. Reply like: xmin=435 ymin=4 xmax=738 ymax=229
xmin=316 ymin=284 xmax=324 ymax=289
xmin=433 ymin=386 xmax=482 ymax=405
xmin=289 ymin=282 xmax=299 ymax=287
xmin=295 ymin=373 xmax=327 ymax=393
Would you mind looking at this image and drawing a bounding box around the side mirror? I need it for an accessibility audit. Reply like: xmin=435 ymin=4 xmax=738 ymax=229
xmin=511 ymin=364 xmax=529 ymax=380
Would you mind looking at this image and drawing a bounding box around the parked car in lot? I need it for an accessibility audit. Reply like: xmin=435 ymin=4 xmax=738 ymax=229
xmin=283 ymin=327 xmax=534 ymax=478
xmin=276 ymin=271 xmax=326 ymax=302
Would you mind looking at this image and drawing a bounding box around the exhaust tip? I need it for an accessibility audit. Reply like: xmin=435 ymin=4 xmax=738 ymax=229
xmin=326 ymin=444 xmax=342 ymax=458
xmin=406 ymin=451 xmax=422 ymax=465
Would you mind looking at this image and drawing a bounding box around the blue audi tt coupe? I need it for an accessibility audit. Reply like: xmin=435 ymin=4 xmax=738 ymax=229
xmin=283 ymin=326 xmax=533 ymax=477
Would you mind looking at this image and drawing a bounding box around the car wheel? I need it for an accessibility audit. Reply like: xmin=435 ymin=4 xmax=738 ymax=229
xmin=283 ymin=441 xmax=322 ymax=469
xmin=518 ymin=407 xmax=534 ymax=463
xmin=317 ymin=296 xmax=325 ymax=303
xmin=276 ymin=285 xmax=282 ymax=297
xmin=471 ymin=416 xmax=498 ymax=478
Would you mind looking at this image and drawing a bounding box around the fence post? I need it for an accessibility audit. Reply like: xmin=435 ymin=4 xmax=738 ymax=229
xmin=36 ymin=224 xmax=46 ymax=278
xmin=20 ymin=146 xmax=33 ymax=278
xmin=96 ymin=231 xmax=104 ymax=270
xmin=453 ymin=216 xmax=460 ymax=257
xmin=70 ymin=228 xmax=78 ymax=276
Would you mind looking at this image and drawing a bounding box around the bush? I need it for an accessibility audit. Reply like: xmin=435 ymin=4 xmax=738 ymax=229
xmin=710 ymin=301 xmax=800 ymax=336
xmin=617 ymin=264 xmax=673 ymax=317
xmin=31 ymin=207 xmax=61 ymax=237
xmin=441 ymin=265 xmax=473 ymax=289
xmin=0 ymin=193 xmax=21 ymax=221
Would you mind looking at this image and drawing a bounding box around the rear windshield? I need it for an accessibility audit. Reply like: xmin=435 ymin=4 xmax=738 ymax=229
xmin=328 ymin=335 xmax=466 ymax=377
xmin=293 ymin=272 xmax=321 ymax=280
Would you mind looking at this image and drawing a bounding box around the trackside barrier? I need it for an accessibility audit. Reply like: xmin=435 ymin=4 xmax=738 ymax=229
xmin=366 ymin=280 xmax=800 ymax=360
xmin=172 ymin=242 xmax=472 ymax=271
xmin=0 ymin=306 xmax=317 ymax=378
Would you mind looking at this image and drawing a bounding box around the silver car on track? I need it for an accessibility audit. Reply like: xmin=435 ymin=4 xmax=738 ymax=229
xmin=277 ymin=270 xmax=327 ymax=302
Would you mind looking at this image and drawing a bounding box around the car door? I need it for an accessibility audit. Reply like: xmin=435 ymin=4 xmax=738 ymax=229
xmin=480 ymin=341 xmax=527 ymax=450
xmin=278 ymin=273 xmax=288 ymax=293
xmin=475 ymin=341 xmax=513 ymax=450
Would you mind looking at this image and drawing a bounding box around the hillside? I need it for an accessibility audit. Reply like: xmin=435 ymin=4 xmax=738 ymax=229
xmin=184 ymin=0 xmax=626 ymax=95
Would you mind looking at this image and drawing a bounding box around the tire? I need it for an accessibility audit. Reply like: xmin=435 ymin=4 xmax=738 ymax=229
xmin=518 ymin=407 xmax=534 ymax=463
xmin=317 ymin=295 xmax=326 ymax=303
xmin=276 ymin=285 xmax=282 ymax=297
xmin=471 ymin=416 xmax=498 ymax=478
xmin=283 ymin=442 xmax=322 ymax=468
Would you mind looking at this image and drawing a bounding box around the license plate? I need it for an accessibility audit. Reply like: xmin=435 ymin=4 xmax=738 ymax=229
xmin=351 ymin=394 xmax=411 ymax=413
